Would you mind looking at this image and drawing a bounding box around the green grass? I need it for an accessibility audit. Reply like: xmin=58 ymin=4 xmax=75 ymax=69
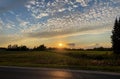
xmin=0 ymin=50 xmax=120 ymax=72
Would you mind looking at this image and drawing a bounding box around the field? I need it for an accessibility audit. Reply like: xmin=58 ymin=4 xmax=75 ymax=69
xmin=0 ymin=50 xmax=120 ymax=72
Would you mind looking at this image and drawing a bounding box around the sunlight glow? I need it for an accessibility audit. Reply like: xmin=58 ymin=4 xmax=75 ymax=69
xmin=58 ymin=43 xmax=63 ymax=47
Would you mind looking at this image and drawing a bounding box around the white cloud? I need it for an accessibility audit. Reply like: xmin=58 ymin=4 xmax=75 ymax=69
xmin=25 ymin=4 xmax=31 ymax=9
xmin=0 ymin=19 xmax=3 ymax=30
xmin=4 ymin=20 xmax=16 ymax=29
xmin=21 ymin=23 xmax=42 ymax=33
xmin=6 ymin=24 xmax=13 ymax=29
xmin=20 ymin=21 xmax=29 ymax=27
xmin=58 ymin=8 xmax=66 ymax=12
xmin=33 ymin=13 xmax=49 ymax=19
xmin=73 ymin=5 xmax=78 ymax=8
xmin=111 ymin=0 xmax=120 ymax=3
xmin=25 ymin=0 xmax=71 ymax=18
xmin=76 ymin=0 xmax=88 ymax=6
xmin=28 ymin=0 xmax=36 ymax=5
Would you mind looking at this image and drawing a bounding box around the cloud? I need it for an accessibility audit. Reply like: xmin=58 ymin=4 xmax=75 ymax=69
xmin=25 ymin=0 xmax=74 ymax=18
xmin=111 ymin=0 xmax=120 ymax=3
xmin=5 ymin=24 xmax=14 ymax=29
xmin=0 ymin=34 xmax=24 ymax=45
xmin=22 ymin=2 xmax=119 ymax=38
xmin=21 ymin=23 xmax=41 ymax=33
xmin=24 ymin=0 xmax=120 ymax=21
xmin=32 ymin=13 xmax=49 ymax=19
xmin=24 ymin=21 xmax=112 ymax=39
xmin=0 ymin=19 xmax=3 ymax=30
xmin=2 ymin=0 xmax=120 ymax=35
xmin=76 ymin=0 xmax=88 ymax=6
xmin=58 ymin=8 xmax=66 ymax=12
xmin=20 ymin=21 xmax=29 ymax=27
xmin=85 ymin=43 xmax=101 ymax=49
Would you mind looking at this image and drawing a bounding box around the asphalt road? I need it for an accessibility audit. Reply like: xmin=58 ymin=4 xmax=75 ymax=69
xmin=0 ymin=66 xmax=120 ymax=79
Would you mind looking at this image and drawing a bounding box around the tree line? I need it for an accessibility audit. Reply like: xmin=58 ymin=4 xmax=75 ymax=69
xmin=0 ymin=44 xmax=112 ymax=51
xmin=6 ymin=44 xmax=47 ymax=51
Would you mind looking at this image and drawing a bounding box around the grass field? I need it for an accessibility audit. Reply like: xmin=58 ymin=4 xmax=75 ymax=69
xmin=0 ymin=50 xmax=120 ymax=72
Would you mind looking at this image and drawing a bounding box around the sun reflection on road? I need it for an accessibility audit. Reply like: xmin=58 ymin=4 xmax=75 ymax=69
xmin=50 ymin=71 xmax=73 ymax=78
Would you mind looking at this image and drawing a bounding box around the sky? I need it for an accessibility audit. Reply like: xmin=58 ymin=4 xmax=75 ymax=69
xmin=0 ymin=0 xmax=120 ymax=49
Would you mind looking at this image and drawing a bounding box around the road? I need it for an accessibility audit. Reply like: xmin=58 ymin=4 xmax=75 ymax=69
xmin=0 ymin=66 xmax=120 ymax=79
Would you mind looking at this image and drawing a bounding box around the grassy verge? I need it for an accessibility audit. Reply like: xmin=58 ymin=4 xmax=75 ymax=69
xmin=0 ymin=50 xmax=120 ymax=72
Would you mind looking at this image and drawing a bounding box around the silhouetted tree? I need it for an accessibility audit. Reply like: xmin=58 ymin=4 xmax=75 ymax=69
xmin=111 ymin=18 xmax=120 ymax=54
xmin=8 ymin=45 xmax=12 ymax=49
xmin=19 ymin=45 xmax=29 ymax=51
xmin=7 ymin=44 xmax=29 ymax=51
xmin=33 ymin=44 xmax=46 ymax=51
xmin=7 ymin=44 xmax=18 ymax=51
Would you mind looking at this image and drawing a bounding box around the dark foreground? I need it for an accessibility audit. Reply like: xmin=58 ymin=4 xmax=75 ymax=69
xmin=0 ymin=66 xmax=120 ymax=79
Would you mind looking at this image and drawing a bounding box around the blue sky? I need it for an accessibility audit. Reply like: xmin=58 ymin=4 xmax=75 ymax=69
xmin=0 ymin=0 xmax=120 ymax=48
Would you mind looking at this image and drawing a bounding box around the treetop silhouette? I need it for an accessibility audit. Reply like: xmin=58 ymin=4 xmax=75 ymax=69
xmin=111 ymin=17 xmax=120 ymax=54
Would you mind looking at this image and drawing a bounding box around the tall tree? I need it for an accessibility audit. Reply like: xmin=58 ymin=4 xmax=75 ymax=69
xmin=111 ymin=18 xmax=120 ymax=54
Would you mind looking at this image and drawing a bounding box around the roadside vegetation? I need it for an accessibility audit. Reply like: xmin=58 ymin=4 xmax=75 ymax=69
xmin=0 ymin=50 xmax=120 ymax=72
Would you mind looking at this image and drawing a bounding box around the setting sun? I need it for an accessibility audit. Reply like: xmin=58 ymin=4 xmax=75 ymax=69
xmin=58 ymin=43 xmax=63 ymax=47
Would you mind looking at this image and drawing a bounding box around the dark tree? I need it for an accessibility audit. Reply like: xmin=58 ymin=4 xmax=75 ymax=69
xmin=111 ymin=18 xmax=120 ymax=54
xmin=33 ymin=44 xmax=47 ymax=51
xmin=7 ymin=44 xmax=29 ymax=51
xmin=19 ymin=45 xmax=29 ymax=51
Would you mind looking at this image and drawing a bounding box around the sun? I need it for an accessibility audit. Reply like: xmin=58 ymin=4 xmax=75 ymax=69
xmin=58 ymin=43 xmax=63 ymax=47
